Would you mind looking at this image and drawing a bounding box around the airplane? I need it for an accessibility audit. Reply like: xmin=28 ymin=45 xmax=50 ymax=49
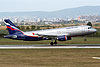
xmin=4 ymin=19 xmax=97 ymax=46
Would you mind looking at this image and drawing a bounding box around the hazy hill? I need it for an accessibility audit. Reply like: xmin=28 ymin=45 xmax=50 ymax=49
xmin=0 ymin=6 xmax=100 ymax=18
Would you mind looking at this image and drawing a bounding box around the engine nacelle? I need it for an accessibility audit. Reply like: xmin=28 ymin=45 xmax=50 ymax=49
xmin=57 ymin=35 xmax=71 ymax=41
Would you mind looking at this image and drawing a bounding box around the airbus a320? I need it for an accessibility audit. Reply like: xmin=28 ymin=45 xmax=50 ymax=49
xmin=4 ymin=19 xmax=97 ymax=46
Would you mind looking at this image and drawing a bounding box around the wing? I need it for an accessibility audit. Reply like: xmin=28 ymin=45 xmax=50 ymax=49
xmin=37 ymin=33 xmax=69 ymax=39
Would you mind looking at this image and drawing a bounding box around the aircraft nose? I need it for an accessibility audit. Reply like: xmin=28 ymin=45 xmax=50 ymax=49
xmin=93 ymin=29 xmax=97 ymax=33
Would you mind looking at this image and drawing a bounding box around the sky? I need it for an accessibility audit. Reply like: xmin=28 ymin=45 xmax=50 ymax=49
xmin=0 ymin=0 xmax=100 ymax=12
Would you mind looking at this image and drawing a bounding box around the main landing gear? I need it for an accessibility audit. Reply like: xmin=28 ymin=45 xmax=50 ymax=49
xmin=50 ymin=39 xmax=57 ymax=46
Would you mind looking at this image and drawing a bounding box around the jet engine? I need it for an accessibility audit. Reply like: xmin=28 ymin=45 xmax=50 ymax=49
xmin=57 ymin=35 xmax=71 ymax=41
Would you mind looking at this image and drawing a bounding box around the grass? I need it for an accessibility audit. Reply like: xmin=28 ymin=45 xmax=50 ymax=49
xmin=0 ymin=49 xmax=100 ymax=67
xmin=0 ymin=37 xmax=100 ymax=45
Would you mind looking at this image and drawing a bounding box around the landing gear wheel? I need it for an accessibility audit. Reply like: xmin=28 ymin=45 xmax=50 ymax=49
xmin=84 ymin=39 xmax=87 ymax=41
xmin=54 ymin=40 xmax=57 ymax=45
xmin=50 ymin=42 xmax=54 ymax=46
xmin=84 ymin=37 xmax=87 ymax=41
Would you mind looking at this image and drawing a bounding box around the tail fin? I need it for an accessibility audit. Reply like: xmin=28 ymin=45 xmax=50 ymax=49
xmin=4 ymin=19 xmax=23 ymax=35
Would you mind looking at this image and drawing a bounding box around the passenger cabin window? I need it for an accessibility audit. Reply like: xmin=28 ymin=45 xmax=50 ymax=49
xmin=66 ymin=27 xmax=78 ymax=29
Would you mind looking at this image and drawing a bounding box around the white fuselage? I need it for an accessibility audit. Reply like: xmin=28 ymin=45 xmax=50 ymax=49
xmin=24 ymin=25 xmax=97 ymax=37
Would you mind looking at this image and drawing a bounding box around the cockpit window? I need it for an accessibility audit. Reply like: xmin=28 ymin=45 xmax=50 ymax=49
xmin=88 ymin=27 xmax=92 ymax=29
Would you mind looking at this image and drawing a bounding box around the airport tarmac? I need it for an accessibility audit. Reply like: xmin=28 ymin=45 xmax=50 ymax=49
xmin=0 ymin=44 xmax=100 ymax=49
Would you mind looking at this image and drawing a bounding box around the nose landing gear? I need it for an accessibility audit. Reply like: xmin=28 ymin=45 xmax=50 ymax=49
xmin=84 ymin=37 xmax=87 ymax=41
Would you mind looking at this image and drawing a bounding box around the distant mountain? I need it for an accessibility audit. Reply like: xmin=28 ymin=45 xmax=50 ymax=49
xmin=0 ymin=6 xmax=100 ymax=18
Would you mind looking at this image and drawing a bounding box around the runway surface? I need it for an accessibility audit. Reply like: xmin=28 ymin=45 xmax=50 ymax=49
xmin=0 ymin=44 xmax=100 ymax=49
